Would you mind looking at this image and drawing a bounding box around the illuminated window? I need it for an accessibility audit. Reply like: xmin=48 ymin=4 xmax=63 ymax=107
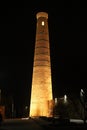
xmin=42 ymin=21 xmax=45 ymax=26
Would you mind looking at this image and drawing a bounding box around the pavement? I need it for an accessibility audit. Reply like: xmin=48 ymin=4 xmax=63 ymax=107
xmin=32 ymin=117 xmax=87 ymax=130
xmin=0 ymin=118 xmax=44 ymax=130
xmin=0 ymin=117 xmax=87 ymax=130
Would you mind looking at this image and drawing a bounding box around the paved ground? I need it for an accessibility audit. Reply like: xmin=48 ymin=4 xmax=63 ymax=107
xmin=0 ymin=118 xmax=44 ymax=130
xmin=0 ymin=117 xmax=87 ymax=130
xmin=32 ymin=117 xmax=87 ymax=130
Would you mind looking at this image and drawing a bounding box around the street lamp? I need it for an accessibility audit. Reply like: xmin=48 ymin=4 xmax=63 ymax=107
xmin=80 ymin=89 xmax=86 ymax=124
xmin=64 ymin=95 xmax=67 ymax=103
xmin=24 ymin=106 xmax=28 ymax=117
xmin=80 ymin=89 xmax=85 ymax=104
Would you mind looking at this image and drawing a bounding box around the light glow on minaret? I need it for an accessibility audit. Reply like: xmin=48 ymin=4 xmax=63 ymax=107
xmin=29 ymin=12 xmax=53 ymax=117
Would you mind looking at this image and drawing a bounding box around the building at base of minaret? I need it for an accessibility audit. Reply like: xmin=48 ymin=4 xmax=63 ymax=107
xmin=29 ymin=12 xmax=53 ymax=117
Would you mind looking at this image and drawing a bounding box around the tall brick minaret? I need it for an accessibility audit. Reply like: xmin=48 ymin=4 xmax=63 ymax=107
xmin=29 ymin=12 xmax=53 ymax=117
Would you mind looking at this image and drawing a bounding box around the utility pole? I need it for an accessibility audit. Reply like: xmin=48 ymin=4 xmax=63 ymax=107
xmin=11 ymin=97 xmax=14 ymax=118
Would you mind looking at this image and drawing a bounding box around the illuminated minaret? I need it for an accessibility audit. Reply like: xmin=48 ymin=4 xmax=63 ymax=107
xmin=29 ymin=12 xmax=53 ymax=117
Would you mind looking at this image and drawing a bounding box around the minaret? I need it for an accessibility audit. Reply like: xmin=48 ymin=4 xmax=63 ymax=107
xmin=29 ymin=12 xmax=53 ymax=117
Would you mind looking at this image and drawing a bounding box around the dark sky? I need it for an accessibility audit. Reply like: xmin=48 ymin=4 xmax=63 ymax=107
xmin=0 ymin=3 xmax=87 ymax=116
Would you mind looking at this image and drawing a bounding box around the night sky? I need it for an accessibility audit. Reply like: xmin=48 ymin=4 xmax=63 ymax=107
xmin=0 ymin=2 xmax=87 ymax=117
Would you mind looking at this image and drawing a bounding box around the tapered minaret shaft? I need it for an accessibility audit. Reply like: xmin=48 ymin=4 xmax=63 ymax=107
xmin=29 ymin=12 xmax=53 ymax=117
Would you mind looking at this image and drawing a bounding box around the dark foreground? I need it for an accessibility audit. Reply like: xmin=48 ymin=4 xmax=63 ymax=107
xmin=0 ymin=117 xmax=87 ymax=130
